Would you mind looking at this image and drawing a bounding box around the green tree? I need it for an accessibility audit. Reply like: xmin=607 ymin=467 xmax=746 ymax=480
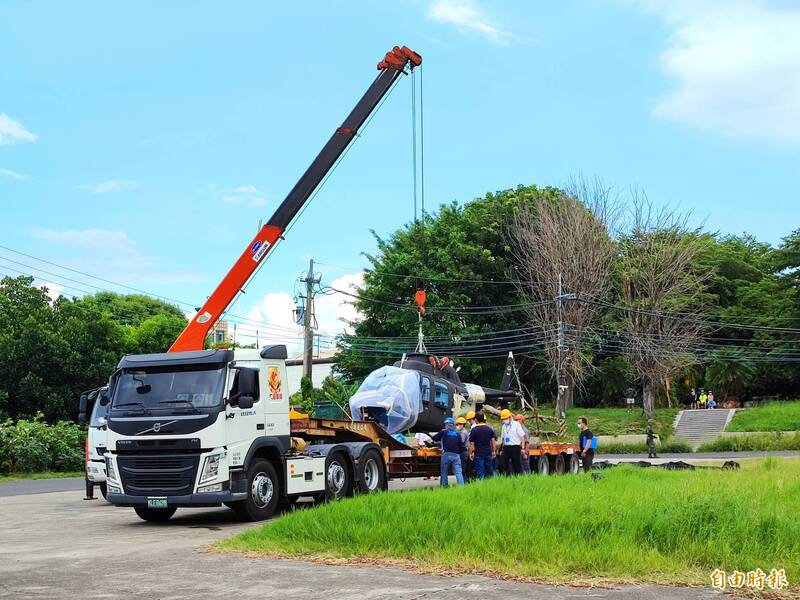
xmin=334 ymin=185 xmax=562 ymax=398
xmin=704 ymin=348 xmax=756 ymax=402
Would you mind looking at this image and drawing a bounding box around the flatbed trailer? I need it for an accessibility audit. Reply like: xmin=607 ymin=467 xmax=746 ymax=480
xmin=291 ymin=416 xmax=582 ymax=483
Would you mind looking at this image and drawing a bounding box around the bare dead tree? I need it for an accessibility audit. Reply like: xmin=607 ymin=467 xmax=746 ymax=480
xmin=617 ymin=192 xmax=708 ymax=419
xmin=511 ymin=176 xmax=618 ymax=416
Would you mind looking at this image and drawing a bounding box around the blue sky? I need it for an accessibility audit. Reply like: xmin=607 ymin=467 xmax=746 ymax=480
xmin=2 ymin=0 xmax=799 ymax=348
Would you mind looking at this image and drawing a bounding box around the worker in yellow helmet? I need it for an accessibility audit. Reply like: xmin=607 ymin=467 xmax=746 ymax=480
xmin=455 ymin=417 xmax=471 ymax=482
xmin=498 ymin=408 xmax=525 ymax=475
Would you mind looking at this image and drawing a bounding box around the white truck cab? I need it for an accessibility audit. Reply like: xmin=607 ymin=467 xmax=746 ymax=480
xmin=79 ymin=387 xmax=110 ymax=499
xmin=103 ymin=345 xmax=329 ymax=522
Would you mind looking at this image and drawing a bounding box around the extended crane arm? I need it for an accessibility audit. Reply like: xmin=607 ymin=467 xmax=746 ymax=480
xmin=170 ymin=46 xmax=422 ymax=352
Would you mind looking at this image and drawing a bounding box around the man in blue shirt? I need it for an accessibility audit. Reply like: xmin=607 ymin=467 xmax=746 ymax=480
xmin=578 ymin=417 xmax=594 ymax=472
xmin=468 ymin=412 xmax=497 ymax=478
xmin=432 ymin=417 xmax=466 ymax=486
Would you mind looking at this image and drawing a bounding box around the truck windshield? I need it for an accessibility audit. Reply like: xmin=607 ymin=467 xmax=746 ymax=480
xmin=90 ymin=396 xmax=110 ymax=427
xmin=112 ymin=365 xmax=226 ymax=411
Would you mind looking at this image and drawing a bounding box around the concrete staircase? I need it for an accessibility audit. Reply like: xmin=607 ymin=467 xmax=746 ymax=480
xmin=673 ymin=409 xmax=736 ymax=449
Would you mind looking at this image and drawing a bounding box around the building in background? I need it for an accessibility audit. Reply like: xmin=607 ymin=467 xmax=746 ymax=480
xmin=209 ymin=320 xmax=229 ymax=345
xmin=285 ymin=349 xmax=336 ymax=396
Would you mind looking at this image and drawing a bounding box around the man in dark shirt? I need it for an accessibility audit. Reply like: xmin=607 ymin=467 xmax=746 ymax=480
xmin=432 ymin=417 xmax=465 ymax=486
xmin=578 ymin=417 xmax=594 ymax=472
xmin=468 ymin=412 xmax=497 ymax=478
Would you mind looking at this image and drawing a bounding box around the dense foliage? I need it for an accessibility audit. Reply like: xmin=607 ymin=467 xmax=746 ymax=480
xmin=0 ymin=277 xmax=187 ymax=422
xmin=0 ymin=413 xmax=85 ymax=473
xmin=335 ymin=185 xmax=800 ymax=408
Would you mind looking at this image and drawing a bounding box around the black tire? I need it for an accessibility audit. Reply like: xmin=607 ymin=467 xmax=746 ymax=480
xmin=232 ymin=458 xmax=281 ymax=522
xmin=99 ymin=482 xmax=108 ymax=500
xmin=356 ymin=449 xmax=386 ymax=494
xmin=568 ymin=453 xmax=580 ymax=474
xmin=535 ymin=455 xmax=550 ymax=476
xmin=134 ymin=506 xmax=177 ymax=522
xmin=550 ymin=453 xmax=566 ymax=475
xmin=324 ymin=451 xmax=353 ymax=501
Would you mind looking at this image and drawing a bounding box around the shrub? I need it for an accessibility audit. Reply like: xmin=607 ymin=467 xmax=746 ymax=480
xmin=0 ymin=413 xmax=85 ymax=474
xmin=598 ymin=440 xmax=692 ymax=455
xmin=698 ymin=432 xmax=800 ymax=452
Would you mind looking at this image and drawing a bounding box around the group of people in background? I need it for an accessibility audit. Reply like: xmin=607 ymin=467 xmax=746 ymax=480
xmin=415 ymin=409 xmax=533 ymax=486
xmin=689 ymin=388 xmax=717 ymax=409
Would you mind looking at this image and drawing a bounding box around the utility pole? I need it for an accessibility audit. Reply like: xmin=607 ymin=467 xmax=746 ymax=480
xmin=555 ymin=272 xmax=576 ymax=418
xmin=301 ymin=259 xmax=321 ymax=380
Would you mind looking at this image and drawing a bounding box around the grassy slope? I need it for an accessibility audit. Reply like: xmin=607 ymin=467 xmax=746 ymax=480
xmin=534 ymin=407 xmax=680 ymax=440
xmin=0 ymin=471 xmax=83 ymax=483
xmin=727 ymin=401 xmax=800 ymax=432
xmin=219 ymin=460 xmax=800 ymax=587
xmin=698 ymin=433 xmax=800 ymax=452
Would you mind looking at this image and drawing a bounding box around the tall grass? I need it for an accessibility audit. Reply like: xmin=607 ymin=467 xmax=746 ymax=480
xmin=598 ymin=440 xmax=692 ymax=454
xmin=698 ymin=432 xmax=800 ymax=452
xmin=535 ymin=406 xmax=681 ymax=439
xmin=727 ymin=401 xmax=800 ymax=432
xmin=219 ymin=461 xmax=800 ymax=587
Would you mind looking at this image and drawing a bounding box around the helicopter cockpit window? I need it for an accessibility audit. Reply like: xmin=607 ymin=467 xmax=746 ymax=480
xmin=421 ymin=377 xmax=430 ymax=406
xmin=434 ymin=381 xmax=449 ymax=409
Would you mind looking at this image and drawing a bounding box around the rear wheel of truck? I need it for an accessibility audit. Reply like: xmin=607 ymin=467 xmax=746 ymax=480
xmin=568 ymin=453 xmax=580 ymax=474
xmin=535 ymin=456 xmax=550 ymax=476
xmin=549 ymin=453 xmax=566 ymax=475
xmin=232 ymin=458 xmax=280 ymax=522
xmin=134 ymin=506 xmax=177 ymax=523
xmin=356 ymin=449 xmax=385 ymax=493
xmin=324 ymin=451 xmax=352 ymax=501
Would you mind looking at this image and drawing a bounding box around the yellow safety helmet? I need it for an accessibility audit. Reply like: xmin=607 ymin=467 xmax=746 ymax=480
xmin=455 ymin=417 xmax=467 ymax=425
xmin=500 ymin=409 xmax=512 ymax=420
xmin=465 ymin=410 xmax=476 ymax=420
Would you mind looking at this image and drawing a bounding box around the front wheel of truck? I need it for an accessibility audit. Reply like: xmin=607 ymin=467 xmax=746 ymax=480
xmin=134 ymin=506 xmax=177 ymax=522
xmin=232 ymin=459 xmax=280 ymax=521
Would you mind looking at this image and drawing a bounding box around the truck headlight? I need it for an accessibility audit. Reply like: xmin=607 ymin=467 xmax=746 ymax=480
xmin=106 ymin=456 xmax=117 ymax=481
xmin=200 ymin=453 xmax=223 ymax=484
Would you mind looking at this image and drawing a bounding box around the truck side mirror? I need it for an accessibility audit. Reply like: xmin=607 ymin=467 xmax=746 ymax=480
xmin=238 ymin=395 xmax=255 ymax=410
xmin=78 ymin=392 xmax=88 ymax=426
xmin=98 ymin=389 xmax=110 ymax=406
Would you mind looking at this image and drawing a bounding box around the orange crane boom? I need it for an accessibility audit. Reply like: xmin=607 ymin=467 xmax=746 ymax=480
xmin=170 ymin=46 xmax=421 ymax=352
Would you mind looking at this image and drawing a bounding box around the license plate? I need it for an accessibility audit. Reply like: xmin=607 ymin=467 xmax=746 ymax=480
xmin=147 ymin=497 xmax=168 ymax=508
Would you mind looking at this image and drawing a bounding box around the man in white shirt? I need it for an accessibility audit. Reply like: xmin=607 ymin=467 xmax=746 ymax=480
xmin=499 ymin=409 xmax=525 ymax=475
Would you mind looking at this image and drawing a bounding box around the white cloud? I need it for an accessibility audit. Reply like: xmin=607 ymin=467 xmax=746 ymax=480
xmin=642 ymin=0 xmax=800 ymax=142
xmin=223 ymin=184 xmax=266 ymax=207
xmin=314 ymin=272 xmax=364 ymax=335
xmin=427 ymin=0 xmax=511 ymax=45
xmin=26 ymin=228 xmax=202 ymax=286
xmin=79 ymin=180 xmax=142 ymax=193
xmin=40 ymin=281 xmax=64 ymax=302
xmin=0 ymin=114 xmax=37 ymax=145
xmin=30 ymin=228 xmax=138 ymax=252
xmin=239 ymin=271 xmax=364 ymax=352
xmin=0 ymin=168 xmax=30 ymax=180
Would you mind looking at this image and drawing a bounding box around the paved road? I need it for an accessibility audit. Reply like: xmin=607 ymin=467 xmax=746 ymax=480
xmin=0 ymin=481 xmax=724 ymax=599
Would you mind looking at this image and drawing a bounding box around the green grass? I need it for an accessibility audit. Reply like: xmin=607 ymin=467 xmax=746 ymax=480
xmin=218 ymin=461 xmax=800 ymax=588
xmin=698 ymin=432 xmax=800 ymax=453
xmin=727 ymin=401 xmax=800 ymax=432
xmin=598 ymin=440 xmax=692 ymax=455
xmin=534 ymin=406 xmax=680 ymax=439
xmin=0 ymin=470 xmax=83 ymax=483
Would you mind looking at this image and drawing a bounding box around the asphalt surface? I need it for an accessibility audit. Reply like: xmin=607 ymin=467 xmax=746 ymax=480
xmin=0 ymin=477 xmax=729 ymax=599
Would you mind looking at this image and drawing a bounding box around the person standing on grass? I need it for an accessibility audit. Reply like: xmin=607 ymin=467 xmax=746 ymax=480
xmin=431 ymin=417 xmax=465 ymax=487
xmin=468 ymin=412 xmax=496 ymax=478
xmin=499 ymin=409 xmax=525 ymax=475
xmin=646 ymin=419 xmax=659 ymax=458
xmin=515 ymin=414 xmax=531 ymax=474
xmin=455 ymin=417 xmax=471 ymax=482
xmin=578 ymin=417 xmax=595 ymax=472
xmin=690 ymin=387 xmax=697 ymax=409
xmin=625 ymin=387 xmax=636 ymax=412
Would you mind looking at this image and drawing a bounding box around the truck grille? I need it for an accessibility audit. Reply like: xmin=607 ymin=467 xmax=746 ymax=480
xmin=117 ymin=454 xmax=200 ymax=496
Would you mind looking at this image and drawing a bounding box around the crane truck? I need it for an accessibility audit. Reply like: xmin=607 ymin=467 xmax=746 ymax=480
xmin=99 ymin=46 xmax=579 ymax=523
